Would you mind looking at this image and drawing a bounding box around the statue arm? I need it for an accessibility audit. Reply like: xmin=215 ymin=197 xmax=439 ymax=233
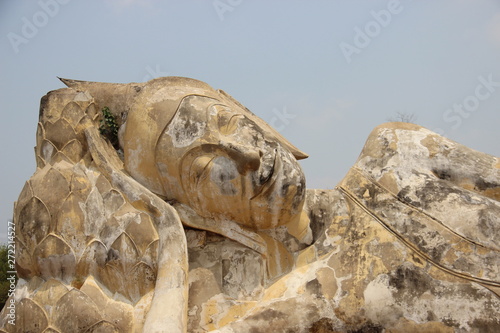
xmin=84 ymin=122 xmax=189 ymax=333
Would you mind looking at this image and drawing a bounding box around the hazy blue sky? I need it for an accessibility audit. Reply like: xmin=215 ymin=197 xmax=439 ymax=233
xmin=1 ymin=0 xmax=499 ymax=242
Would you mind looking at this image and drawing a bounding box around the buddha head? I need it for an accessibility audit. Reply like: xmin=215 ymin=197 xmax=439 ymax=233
xmin=122 ymin=77 xmax=310 ymax=229
xmin=64 ymin=76 xmax=308 ymax=230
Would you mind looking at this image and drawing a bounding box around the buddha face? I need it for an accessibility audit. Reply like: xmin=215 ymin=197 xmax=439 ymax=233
xmin=154 ymin=94 xmax=306 ymax=229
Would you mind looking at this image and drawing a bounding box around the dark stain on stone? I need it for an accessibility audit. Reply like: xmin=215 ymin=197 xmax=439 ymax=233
xmin=452 ymin=256 xmax=475 ymax=273
xmin=248 ymin=308 xmax=286 ymax=322
xmin=349 ymin=322 xmax=384 ymax=333
xmin=478 ymin=208 xmax=500 ymax=241
xmin=410 ymin=231 xmax=448 ymax=262
xmin=281 ymin=183 xmax=290 ymax=197
xmin=106 ymin=248 xmax=119 ymax=263
xmin=396 ymin=186 xmax=421 ymax=208
xmin=429 ymin=244 xmax=448 ymax=263
xmin=432 ymin=165 xmax=499 ymax=198
xmin=39 ymin=93 xmax=49 ymax=118
xmin=470 ymin=317 xmax=500 ymax=333
xmin=308 ymin=318 xmax=336 ymax=333
xmin=414 ymin=180 xmax=456 ymax=209
xmin=291 ymin=179 xmax=305 ymax=210
xmin=431 ymin=168 xmax=452 ymax=181
xmin=306 ymin=278 xmax=322 ymax=297
xmin=474 ymin=178 xmax=498 ymax=191
xmin=416 ymin=178 xmax=482 ymax=209
xmin=309 ymin=207 xmax=328 ymax=242
xmin=388 ymin=264 xmax=432 ymax=298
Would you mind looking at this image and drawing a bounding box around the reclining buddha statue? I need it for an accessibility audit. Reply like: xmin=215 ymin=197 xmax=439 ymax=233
xmin=1 ymin=76 xmax=498 ymax=332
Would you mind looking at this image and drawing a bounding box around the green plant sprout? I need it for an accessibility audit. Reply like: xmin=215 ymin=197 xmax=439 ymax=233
xmin=99 ymin=106 xmax=119 ymax=148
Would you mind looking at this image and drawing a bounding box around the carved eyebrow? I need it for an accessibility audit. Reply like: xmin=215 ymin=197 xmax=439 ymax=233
xmin=227 ymin=113 xmax=244 ymax=123
xmin=217 ymin=109 xmax=244 ymax=134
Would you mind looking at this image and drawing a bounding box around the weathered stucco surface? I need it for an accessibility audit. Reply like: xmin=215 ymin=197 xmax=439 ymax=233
xmin=1 ymin=77 xmax=498 ymax=332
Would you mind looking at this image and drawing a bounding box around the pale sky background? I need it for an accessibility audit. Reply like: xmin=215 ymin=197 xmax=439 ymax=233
xmin=1 ymin=0 xmax=499 ymax=242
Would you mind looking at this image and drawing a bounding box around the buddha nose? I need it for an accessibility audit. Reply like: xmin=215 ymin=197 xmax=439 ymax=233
xmin=219 ymin=140 xmax=262 ymax=172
